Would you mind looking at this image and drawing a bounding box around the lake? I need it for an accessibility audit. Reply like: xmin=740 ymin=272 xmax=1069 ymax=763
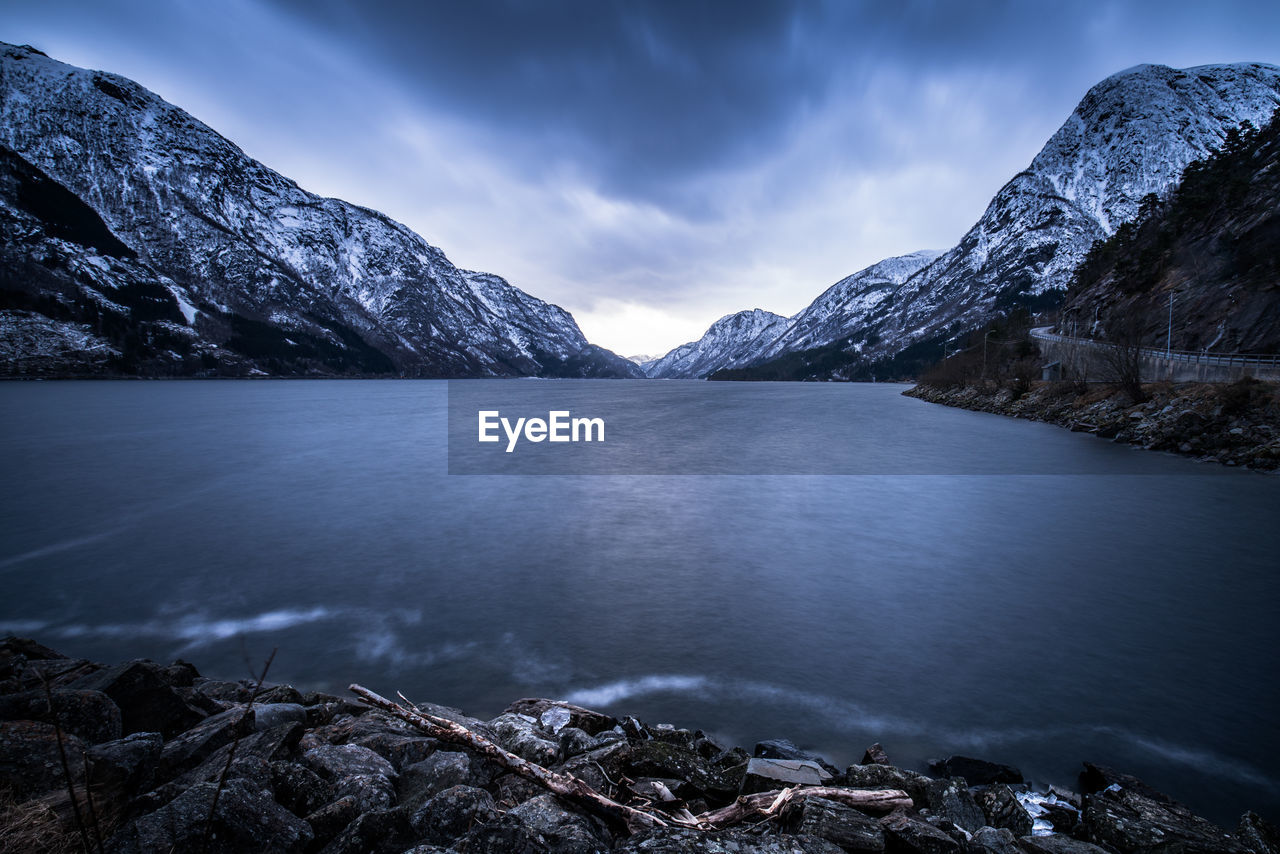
xmin=2 ymin=379 xmax=1277 ymax=825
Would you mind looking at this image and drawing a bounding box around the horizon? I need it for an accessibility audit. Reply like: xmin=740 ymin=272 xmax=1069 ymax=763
xmin=6 ymin=0 xmax=1280 ymax=356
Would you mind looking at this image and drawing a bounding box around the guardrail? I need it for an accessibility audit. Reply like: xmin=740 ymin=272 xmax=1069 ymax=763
xmin=1030 ymin=327 xmax=1280 ymax=372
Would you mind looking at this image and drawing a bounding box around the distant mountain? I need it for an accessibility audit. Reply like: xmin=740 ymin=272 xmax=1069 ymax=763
xmin=717 ymin=62 xmax=1280 ymax=381
xmin=0 ymin=43 xmax=641 ymax=377
xmin=644 ymin=309 xmax=790 ymax=378
xmin=1061 ymin=107 xmax=1280 ymax=354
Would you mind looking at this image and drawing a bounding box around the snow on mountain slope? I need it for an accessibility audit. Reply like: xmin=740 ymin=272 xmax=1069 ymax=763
xmin=0 ymin=43 xmax=640 ymax=377
xmin=753 ymin=250 xmax=942 ymax=362
xmin=645 ymin=308 xmax=790 ymax=378
xmin=731 ymin=62 xmax=1280 ymax=377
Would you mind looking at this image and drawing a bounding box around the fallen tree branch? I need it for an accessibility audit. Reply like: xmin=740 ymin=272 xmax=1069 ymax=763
xmin=348 ymin=684 xmax=911 ymax=835
xmin=698 ymin=786 xmax=912 ymax=826
xmin=349 ymin=683 xmax=676 ymax=834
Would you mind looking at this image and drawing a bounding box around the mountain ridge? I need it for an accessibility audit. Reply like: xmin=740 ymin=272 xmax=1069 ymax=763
xmin=0 ymin=43 xmax=641 ymax=378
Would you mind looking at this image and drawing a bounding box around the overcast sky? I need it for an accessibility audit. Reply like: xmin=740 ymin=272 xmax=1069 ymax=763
xmin=7 ymin=1 xmax=1280 ymax=355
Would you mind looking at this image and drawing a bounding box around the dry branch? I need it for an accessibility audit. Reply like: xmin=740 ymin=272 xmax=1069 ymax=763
xmin=349 ymin=683 xmax=675 ymax=834
xmin=348 ymin=684 xmax=912 ymax=836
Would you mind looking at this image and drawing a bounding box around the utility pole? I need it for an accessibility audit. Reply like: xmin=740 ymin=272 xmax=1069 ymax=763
xmin=1167 ymin=291 xmax=1174 ymax=358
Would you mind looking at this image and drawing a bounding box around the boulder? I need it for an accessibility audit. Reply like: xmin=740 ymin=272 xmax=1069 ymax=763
xmin=862 ymin=743 xmax=892 ymax=766
xmin=303 ymin=743 xmax=396 ymax=781
xmin=305 ymin=795 xmax=362 ymax=845
xmin=506 ymin=698 xmax=618 ymax=736
xmin=487 ymin=712 xmax=560 ymax=765
xmin=409 ymin=784 xmax=499 ymax=844
xmin=271 ymin=760 xmax=332 ymax=817
xmin=920 ymin=777 xmax=986 ymax=833
xmin=253 ymin=703 xmax=306 ymax=732
xmin=783 ymin=795 xmax=886 ymax=852
xmin=615 ymin=827 xmax=847 ymax=853
xmin=1237 ymin=812 xmax=1280 ymax=854
xmin=837 ymin=764 xmax=931 ymax=805
xmin=108 ymin=778 xmax=312 ymax=854
xmin=156 ymin=706 xmax=255 ymax=780
xmin=559 ymin=726 xmax=600 ymax=760
xmin=86 ymin=731 xmax=163 ymax=797
xmin=69 ymin=660 xmax=206 ymax=738
xmin=1078 ymin=763 xmax=1175 ymax=805
xmin=0 ymin=719 xmax=85 ymax=795
xmin=351 ymin=732 xmax=438 ymax=771
xmin=495 ymin=771 xmax=549 ymax=808
xmin=506 ymin=793 xmax=611 ymax=854
xmin=967 ymin=827 xmax=1022 ymax=854
xmin=333 ymin=772 xmax=397 ymax=813
xmin=315 ymin=807 xmax=416 ymax=854
xmin=754 ymin=738 xmax=840 ymax=775
xmin=741 ymin=757 xmax=834 ymax=794
xmin=0 ymin=687 xmax=122 ymax=744
xmin=397 ymin=750 xmax=498 ymax=809
xmin=1018 ymin=835 xmax=1112 ymax=854
xmin=1082 ymin=785 xmax=1250 ymax=854
xmin=929 ymin=756 xmax=1023 ymax=786
xmin=608 ymin=739 xmax=745 ymax=804
xmin=880 ymin=811 xmax=963 ymax=854
xmin=974 ymin=784 xmax=1033 ymax=836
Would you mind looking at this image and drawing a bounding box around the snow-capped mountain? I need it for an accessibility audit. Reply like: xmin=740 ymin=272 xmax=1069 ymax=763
xmin=715 ymin=62 xmax=1280 ymax=380
xmin=0 ymin=44 xmax=641 ymax=377
xmin=644 ymin=308 xmax=790 ymax=378
xmin=753 ymin=250 xmax=942 ymax=361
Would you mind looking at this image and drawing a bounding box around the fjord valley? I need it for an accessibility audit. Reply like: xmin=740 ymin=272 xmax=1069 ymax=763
xmin=3 ymin=19 xmax=1280 ymax=854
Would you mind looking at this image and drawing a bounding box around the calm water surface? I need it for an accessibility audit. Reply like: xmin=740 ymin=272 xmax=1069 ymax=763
xmin=2 ymin=380 xmax=1277 ymax=824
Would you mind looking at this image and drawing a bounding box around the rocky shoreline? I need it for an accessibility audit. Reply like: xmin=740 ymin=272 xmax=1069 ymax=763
xmin=2 ymin=637 xmax=1277 ymax=854
xmin=904 ymin=379 xmax=1280 ymax=472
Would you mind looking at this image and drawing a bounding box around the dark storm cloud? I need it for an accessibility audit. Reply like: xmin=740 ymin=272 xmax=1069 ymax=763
xmin=267 ymin=0 xmax=841 ymax=208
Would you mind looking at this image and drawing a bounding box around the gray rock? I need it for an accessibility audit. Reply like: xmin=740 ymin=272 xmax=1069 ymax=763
xmin=87 ymin=731 xmax=163 ymax=797
xmin=69 ymin=659 xmax=206 ymax=738
xmin=305 ymin=795 xmax=361 ymax=846
xmin=108 ymin=778 xmax=312 ymax=854
xmin=615 ymin=828 xmax=846 ymax=853
xmin=1018 ymin=835 xmax=1112 ymax=854
xmin=929 ymin=756 xmax=1023 ymax=786
xmin=880 ymin=811 xmax=962 ymax=854
xmin=608 ymin=739 xmax=745 ymax=804
xmin=488 ymin=712 xmax=560 ymax=765
xmin=966 ymin=826 xmax=1022 ymax=854
xmin=397 ymin=750 xmax=498 ymax=808
xmin=1082 ymin=786 xmax=1250 ymax=854
xmin=409 ymin=784 xmax=499 ymax=844
xmin=838 ymin=764 xmax=931 ymax=805
xmin=507 ymin=699 xmax=617 ymax=735
xmin=351 ymin=732 xmax=439 ymax=770
xmin=742 ymin=757 xmax=834 ymax=794
xmin=0 ymin=688 xmax=122 ymax=743
xmin=253 ymin=702 xmax=306 ymax=731
xmin=0 ymin=719 xmax=86 ymax=795
xmin=303 ymin=742 xmax=396 ymax=780
xmin=507 ymin=793 xmax=610 ymax=854
xmin=862 ymin=743 xmax=892 ymax=766
xmin=333 ymin=772 xmax=397 ymax=813
xmin=271 ymin=760 xmax=332 ymax=817
xmin=784 ymin=795 xmax=886 ymax=852
xmin=496 ymin=771 xmax=549 ymax=808
xmin=559 ymin=725 xmax=600 ymax=759
xmin=920 ymin=778 xmax=986 ymax=833
xmin=975 ymin=784 xmax=1033 ymax=837
xmin=754 ymin=738 xmax=840 ymax=775
xmin=316 ymin=806 xmax=416 ymax=854
xmin=1238 ymin=812 xmax=1280 ymax=854
xmin=157 ymin=706 xmax=254 ymax=780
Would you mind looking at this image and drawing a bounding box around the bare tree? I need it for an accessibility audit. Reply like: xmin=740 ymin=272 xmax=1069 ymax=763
xmin=1098 ymin=310 xmax=1147 ymax=403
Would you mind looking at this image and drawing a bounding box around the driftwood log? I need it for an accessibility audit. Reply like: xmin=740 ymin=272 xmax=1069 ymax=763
xmin=348 ymin=683 xmax=911 ymax=835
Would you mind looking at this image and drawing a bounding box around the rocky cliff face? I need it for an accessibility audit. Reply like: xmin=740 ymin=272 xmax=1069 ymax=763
xmin=0 ymin=43 xmax=641 ymax=377
xmin=711 ymin=62 xmax=1280 ymax=380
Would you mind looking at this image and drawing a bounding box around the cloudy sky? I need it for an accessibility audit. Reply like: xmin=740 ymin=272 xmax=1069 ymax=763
xmin=7 ymin=1 xmax=1280 ymax=356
